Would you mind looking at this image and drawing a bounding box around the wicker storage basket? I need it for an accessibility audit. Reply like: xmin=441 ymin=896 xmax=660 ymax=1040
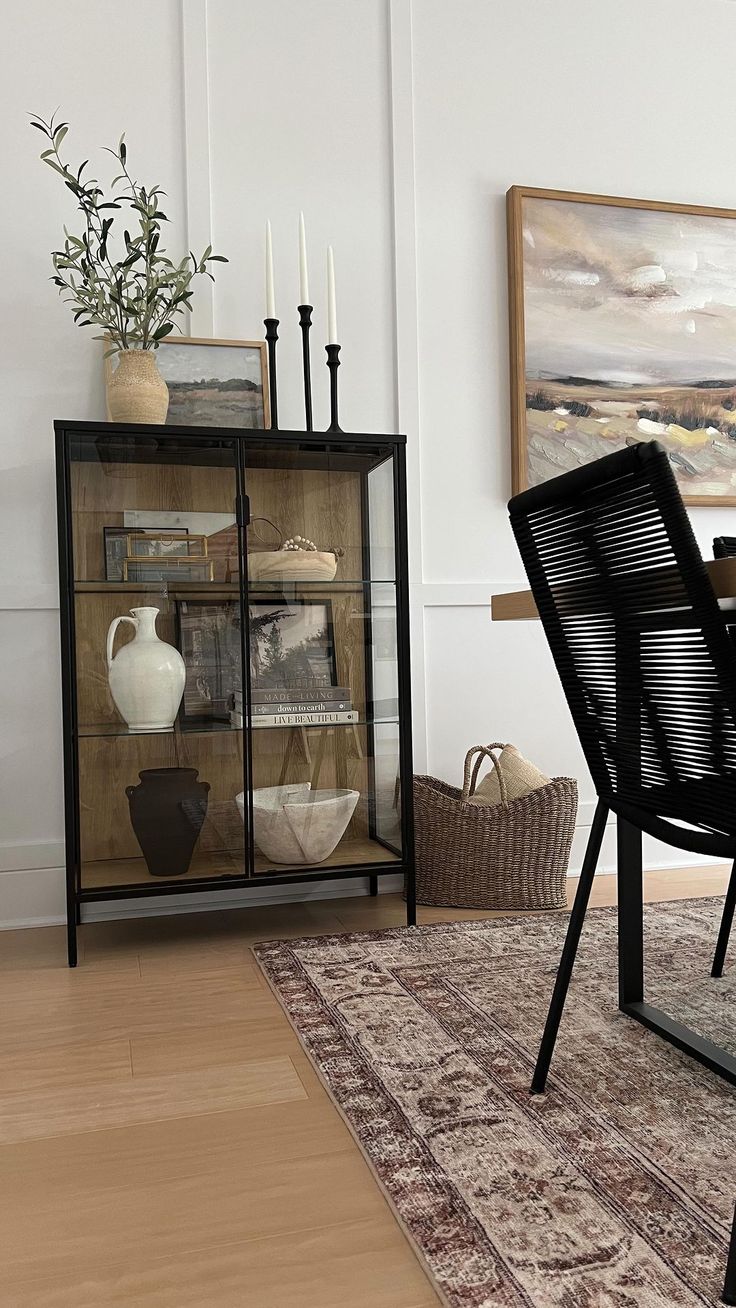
xmin=413 ymin=743 xmax=577 ymax=910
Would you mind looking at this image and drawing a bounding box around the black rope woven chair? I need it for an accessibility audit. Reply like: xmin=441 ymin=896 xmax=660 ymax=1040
xmin=508 ymin=440 xmax=736 ymax=1102
xmin=713 ymin=536 xmax=736 ymax=983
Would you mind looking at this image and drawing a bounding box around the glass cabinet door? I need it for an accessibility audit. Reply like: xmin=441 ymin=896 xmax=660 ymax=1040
xmin=242 ymin=437 xmax=404 ymax=877
xmin=68 ymin=429 xmax=247 ymax=892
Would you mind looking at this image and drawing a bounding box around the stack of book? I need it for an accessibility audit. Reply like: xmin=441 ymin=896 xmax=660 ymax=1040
xmin=229 ymin=687 xmax=358 ymax=729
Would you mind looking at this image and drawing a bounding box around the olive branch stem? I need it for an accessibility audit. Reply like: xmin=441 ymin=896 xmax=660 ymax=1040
xmin=30 ymin=111 xmax=227 ymax=353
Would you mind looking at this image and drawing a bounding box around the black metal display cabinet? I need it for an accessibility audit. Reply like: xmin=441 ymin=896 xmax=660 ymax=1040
xmin=55 ymin=420 xmax=416 ymax=965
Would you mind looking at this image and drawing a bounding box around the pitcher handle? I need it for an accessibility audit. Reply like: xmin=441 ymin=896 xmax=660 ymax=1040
xmin=106 ymin=615 xmax=136 ymax=672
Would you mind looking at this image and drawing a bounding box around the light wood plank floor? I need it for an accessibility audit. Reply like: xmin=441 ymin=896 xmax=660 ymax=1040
xmin=0 ymin=865 xmax=730 ymax=1306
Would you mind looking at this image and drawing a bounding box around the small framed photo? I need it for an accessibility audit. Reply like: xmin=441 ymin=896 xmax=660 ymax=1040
xmin=249 ymin=600 xmax=337 ymax=691
xmin=177 ymin=600 xmax=243 ymax=723
xmin=122 ymin=557 xmax=215 ymax=584
xmin=127 ymin=532 xmax=206 ymax=559
xmin=106 ymin=337 xmax=269 ymax=429
xmin=104 ymin=526 xmax=189 ymax=581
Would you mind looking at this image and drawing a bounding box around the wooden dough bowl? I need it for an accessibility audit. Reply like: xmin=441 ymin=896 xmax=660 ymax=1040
xmin=247 ymin=551 xmax=338 ymax=583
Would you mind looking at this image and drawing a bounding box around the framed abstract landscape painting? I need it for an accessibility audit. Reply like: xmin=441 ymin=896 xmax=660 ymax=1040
xmin=507 ymin=186 xmax=736 ymax=505
xmin=156 ymin=337 xmax=268 ymax=428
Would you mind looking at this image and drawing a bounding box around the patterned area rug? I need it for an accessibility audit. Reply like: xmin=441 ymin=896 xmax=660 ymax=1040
xmin=254 ymin=898 xmax=736 ymax=1307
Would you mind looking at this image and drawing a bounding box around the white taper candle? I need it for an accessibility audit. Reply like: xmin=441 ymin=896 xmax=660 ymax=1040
xmin=327 ymin=245 xmax=337 ymax=344
xmin=299 ymin=212 xmax=309 ymax=305
xmin=265 ymin=220 xmax=275 ymax=318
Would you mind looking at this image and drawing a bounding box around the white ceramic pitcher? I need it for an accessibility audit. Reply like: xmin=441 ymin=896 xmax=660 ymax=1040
xmin=106 ymin=606 xmax=185 ymax=733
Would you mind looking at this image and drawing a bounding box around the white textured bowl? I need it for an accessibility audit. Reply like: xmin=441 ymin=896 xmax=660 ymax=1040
xmin=235 ymin=783 xmax=359 ymax=864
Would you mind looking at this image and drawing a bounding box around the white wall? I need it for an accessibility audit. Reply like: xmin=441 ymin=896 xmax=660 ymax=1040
xmin=0 ymin=0 xmax=187 ymax=923
xmin=206 ymin=1 xmax=396 ymax=436
xmin=2 ymin=0 xmax=736 ymax=926
xmin=409 ymin=0 xmax=736 ymax=870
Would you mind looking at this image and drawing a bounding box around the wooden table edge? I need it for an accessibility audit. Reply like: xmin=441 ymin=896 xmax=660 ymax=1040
xmin=491 ymin=557 xmax=736 ymax=622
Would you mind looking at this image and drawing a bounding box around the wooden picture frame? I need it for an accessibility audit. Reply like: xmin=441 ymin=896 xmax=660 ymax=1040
xmin=176 ymin=598 xmax=243 ymax=724
xmin=507 ymin=185 xmax=736 ymax=506
xmin=104 ymin=336 xmax=270 ymax=429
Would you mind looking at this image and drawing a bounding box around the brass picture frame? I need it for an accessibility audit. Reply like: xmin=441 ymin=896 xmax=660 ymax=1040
xmin=125 ymin=531 xmax=207 ymax=558
xmin=121 ymin=556 xmax=215 ymax=583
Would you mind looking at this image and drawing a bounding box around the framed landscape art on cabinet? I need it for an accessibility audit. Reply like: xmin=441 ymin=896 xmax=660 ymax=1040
xmin=156 ymin=337 xmax=268 ymax=428
xmin=507 ymin=186 xmax=736 ymax=505
xmin=104 ymin=336 xmax=269 ymax=428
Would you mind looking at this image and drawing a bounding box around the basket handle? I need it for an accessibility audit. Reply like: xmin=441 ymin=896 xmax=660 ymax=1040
xmin=462 ymin=743 xmax=510 ymax=808
xmin=248 ymin=516 xmax=284 ymax=550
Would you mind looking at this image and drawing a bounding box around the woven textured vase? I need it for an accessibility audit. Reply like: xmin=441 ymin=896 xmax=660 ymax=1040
xmin=106 ymin=349 xmax=169 ymax=425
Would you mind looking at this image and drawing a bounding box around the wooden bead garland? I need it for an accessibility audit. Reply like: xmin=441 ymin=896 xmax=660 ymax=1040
xmin=282 ymin=535 xmax=317 ymax=552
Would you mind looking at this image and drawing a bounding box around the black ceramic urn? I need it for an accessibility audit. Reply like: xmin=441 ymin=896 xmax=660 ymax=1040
xmin=126 ymin=767 xmax=210 ymax=877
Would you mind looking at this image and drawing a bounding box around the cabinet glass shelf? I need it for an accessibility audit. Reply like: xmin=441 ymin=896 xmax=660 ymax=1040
xmin=73 ymin=578 xmax=397 ymax=594
xmin=80 ymin=836 xmax=402 ymax=894
xmin=78 ymin=716 xmax=400 ymax=738
xmin=56 ymin=419 xmax=415 ymax=965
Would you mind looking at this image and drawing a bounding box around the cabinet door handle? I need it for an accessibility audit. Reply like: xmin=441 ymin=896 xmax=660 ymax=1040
xmin=235 ymin=493 xmax=251 ymax=527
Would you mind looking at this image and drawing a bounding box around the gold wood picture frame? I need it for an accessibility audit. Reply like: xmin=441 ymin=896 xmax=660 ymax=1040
xmin=104 ymin=335 xmax=270 ymax=429
xmin=126 ymin=531 xmax=208 ymax=558
xmin=507 ymin=185 xmax=736 ymax=506
xmin=121 ymin=556 xmax=215 ymax=583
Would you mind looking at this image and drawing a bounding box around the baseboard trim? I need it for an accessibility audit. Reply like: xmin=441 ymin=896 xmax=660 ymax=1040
xmin=0 ymin=871 xmax=406 ymax=930
xmin=0 ymin=816 xmax=723 ymax=931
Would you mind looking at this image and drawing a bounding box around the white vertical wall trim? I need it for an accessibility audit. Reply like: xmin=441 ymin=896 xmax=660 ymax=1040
xmin=182 ymin=0 xmax=215 ymax=335
xmin=388 ymin=0 xmax=428 ymax=769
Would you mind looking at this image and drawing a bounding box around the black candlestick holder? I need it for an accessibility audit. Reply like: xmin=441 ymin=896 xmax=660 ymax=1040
xmin=264 ymin=318 xmax=279 ymax=429
xmin=326 ymin=343 xmax=342 ymax=433
xmin=298 ymin=305 xmax=313 ymax=431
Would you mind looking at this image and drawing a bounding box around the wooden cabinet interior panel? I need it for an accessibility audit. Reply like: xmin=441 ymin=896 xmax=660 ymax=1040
xmin=71 ymin=461 xmax=238 ymax=581
xmin=246 ymin=467 xmax=364 ymax=581
xmin=70 ymin=448 xmax=387 ymax=880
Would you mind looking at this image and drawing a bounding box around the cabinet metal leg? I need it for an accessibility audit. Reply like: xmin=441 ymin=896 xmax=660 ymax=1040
xmin=67 ymin=914 xmax=78 ymax=968
xmin=369 ymin=875 xmax=378 ymax=897
xmin=66 ymin=867 xmax=79 ymax=966
xmin=405 ymin=864 xmax=417 ymax=926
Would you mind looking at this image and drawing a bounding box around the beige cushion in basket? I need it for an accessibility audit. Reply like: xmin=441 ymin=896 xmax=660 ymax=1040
xmin=465 ymin=745 xmax=550 ymax=807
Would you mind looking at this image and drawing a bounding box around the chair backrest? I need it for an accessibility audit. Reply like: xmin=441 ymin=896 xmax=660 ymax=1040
xmin=713 ymin=536 xmax=736 ymax=559
xmin=508 ymin=442 xmax=736 ymax=838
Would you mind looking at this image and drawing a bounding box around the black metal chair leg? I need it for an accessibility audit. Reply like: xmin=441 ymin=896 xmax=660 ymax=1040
xmin=713 ymin=860 xmax=736 ymax=978
xmin=531 ymin=800 xmax=608 ymax=1094
xmin=617 ymin=817 xmax=644 ymax=1007
xmin=722 ymin=1204 xmax=736 ymax=1304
